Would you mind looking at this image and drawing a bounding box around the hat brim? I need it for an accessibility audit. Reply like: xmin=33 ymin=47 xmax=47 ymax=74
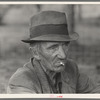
xmin=22 ymin=32 xmax=79 ymax=43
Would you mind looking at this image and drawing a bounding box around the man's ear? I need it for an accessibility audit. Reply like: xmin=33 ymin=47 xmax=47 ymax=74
xmin=29 ymin=47 xmax=41 ymax=60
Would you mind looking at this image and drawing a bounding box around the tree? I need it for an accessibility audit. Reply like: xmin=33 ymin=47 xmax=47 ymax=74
xmin=63 ymin=5 xmax=75 ymax=33
xmin=35 ymin=4 xmax=42 ymax=12
xmin=78 ymin=5 xmax=82 ymax=21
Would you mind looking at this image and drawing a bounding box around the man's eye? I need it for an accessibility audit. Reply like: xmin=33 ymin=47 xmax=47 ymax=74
xmin=48 ymin=45 xmax=58 ymax=50
xmin=63 ymin=42 xmax=69 ymax=47
xmin=65 ymin=42 xmax=70 ymax=46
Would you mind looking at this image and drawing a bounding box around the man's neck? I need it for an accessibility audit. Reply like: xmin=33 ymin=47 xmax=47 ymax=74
xmin=46 ymin=70 xmax=56 ymax=81
xmin=39 ymin=61 xmax=57 ymax=83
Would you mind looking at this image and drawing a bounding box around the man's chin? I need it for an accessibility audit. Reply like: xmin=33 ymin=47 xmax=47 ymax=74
xmin=53 ymin=65 xmax=65 ymax=72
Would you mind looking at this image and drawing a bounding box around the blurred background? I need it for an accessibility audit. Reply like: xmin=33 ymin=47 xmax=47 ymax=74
xmin=0 ymin=4 xmax=100 ymax=93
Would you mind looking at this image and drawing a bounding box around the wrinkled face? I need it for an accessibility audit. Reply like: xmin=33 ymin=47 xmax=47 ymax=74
xmin=38 ymin=41 xmax=70 ymax=72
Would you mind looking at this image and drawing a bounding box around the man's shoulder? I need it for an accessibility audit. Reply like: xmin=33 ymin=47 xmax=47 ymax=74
xmin=8 ymin=61 xmax=41 ymax=93
xmin=65 ymin=58 xmax=78 ymax=73
xmin=9 ymin=61 xmax=37 ymax=85
xmin=66 ymin=58 xmax=77 ymax=67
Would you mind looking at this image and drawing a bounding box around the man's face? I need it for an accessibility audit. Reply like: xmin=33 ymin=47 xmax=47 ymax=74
xmin=38 ymin=41 xmax=70 ymax=72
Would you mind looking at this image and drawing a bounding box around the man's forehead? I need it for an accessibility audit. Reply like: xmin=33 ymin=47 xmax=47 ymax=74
xmin=42 ymin=41 xmax=60 ymax=44
xmin=40 ymin=41 xmax=69 ymax=46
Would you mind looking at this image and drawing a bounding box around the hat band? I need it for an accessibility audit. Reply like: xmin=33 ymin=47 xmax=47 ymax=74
xmin=30 ymin=24 xmax=69 ymax=39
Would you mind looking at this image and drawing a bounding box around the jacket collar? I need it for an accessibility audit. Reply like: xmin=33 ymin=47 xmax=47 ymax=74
xmin=31 ymin=58 xmax=52 ymax=93
xmin=27 ymin=58 xmax=73 ymax=93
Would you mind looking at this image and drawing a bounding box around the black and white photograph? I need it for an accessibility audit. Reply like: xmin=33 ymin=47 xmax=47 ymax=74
xmin=0 ymin=3 xmax=100 ymax=95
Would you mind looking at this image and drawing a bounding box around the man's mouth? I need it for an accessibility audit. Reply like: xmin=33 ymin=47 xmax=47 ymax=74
xmin=60 ymin=62 xmax=65 ymax=66
xmin=54 ymin=61 xmax=65 ymax=66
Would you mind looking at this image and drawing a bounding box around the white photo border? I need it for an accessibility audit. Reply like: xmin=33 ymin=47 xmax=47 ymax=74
xmin=0 ymin=1 xmax=100 ymax=99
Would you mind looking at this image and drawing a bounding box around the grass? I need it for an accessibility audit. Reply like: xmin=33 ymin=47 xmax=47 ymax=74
xmin=0 ymin=58 xmax=26 ymax=93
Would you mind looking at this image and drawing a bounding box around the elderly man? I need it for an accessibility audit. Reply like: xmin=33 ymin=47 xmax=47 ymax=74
xmin=7 ymin=11 xmax=100 ymax=93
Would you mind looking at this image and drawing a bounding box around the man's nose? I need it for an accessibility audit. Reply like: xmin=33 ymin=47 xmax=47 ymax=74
xmin=57 ymin=46 xmax=66 ymax=59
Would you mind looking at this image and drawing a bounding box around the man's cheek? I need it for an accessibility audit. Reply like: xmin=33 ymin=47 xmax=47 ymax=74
xmin=41 ymin=54 xmax=52 ymax=63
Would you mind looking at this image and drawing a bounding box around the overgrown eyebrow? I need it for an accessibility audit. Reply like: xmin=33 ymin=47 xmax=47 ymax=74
xmin=46 ymin=43 xmax=59 ymax=49
xmin=64 ymin=42 xmax=70 ymax=45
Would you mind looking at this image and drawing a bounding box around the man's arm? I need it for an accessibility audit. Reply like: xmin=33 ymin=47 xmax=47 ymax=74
xmin=76 ymin=67 xmax=100 ymax=93
xmin=7 ymin=85 xmax=36 ymax=94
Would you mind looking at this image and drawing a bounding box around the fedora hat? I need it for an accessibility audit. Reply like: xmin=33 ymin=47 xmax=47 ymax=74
xmin=22 ymin=11 xmax=79 ymax=43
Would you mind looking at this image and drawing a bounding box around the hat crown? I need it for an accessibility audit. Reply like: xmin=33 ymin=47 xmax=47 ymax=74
xmin=22 ymin=11 xmax=79 ymax=43
xmin=30 ymin=11 xmax=67 ymax=27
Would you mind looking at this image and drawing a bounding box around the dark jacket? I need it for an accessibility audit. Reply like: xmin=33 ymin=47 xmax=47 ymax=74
xmin=7 ymin=58 xmax=100 ymax=93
